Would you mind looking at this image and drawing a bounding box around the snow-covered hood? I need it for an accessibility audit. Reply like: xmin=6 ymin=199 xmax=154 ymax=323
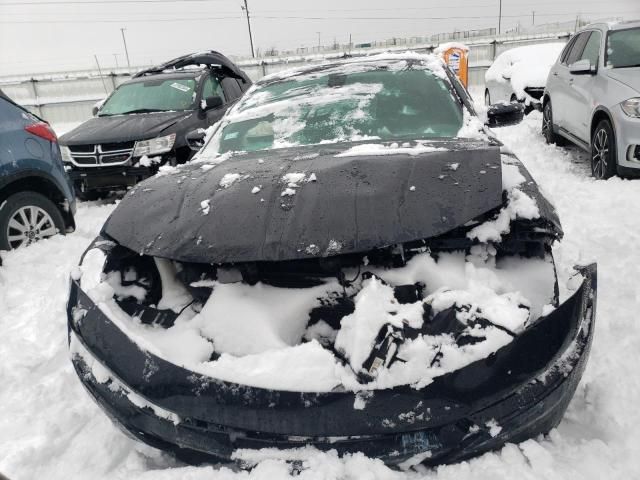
xmin=60 ymin=110 xmax=193 ymax=146
xmin=605 ymin=67 xmax=640 ymax=94
xmin=102 ymin=139 xmax=506 ymax=263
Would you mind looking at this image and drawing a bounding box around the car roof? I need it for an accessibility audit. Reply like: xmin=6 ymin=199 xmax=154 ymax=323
xmin=580 ymin=19 xmax=640 ymax=32
xmin=255 ymin=53 xmax=448 ymax=86
xmin=124 ymin=70 xmax=205 ymax=85
xmin=133 ymin=51 xmax=250 ymax=83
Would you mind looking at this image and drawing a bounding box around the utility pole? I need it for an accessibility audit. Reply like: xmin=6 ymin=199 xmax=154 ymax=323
xmin=241 ymin=0 xmax=255 ymax=58
xmin=113 ymin=53 xmax=119 ymax=68
xmin=120 ymin=28 xmax=131 ymax=69
xmin=498 ymin=0 xmax=502 ymax=35
xmin=532 ymin=11 xmax=535 ymax=25
xmin=316 ymin=31 xmax=321 ymax=51
xmin=94 ymin=54 xmax=109 ymax=94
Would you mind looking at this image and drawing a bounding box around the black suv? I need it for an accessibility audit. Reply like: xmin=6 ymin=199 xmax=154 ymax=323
xmin=59 ymin=52 xmax=251 ymax=199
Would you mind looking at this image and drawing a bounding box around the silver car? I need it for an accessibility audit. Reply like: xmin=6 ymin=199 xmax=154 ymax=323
xmin=543 ymin=20 xmax=640 ymax=179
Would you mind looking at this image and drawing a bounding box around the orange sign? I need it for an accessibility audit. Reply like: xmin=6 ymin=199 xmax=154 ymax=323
xmin=442 ymin=47 xmax=469 ymax=87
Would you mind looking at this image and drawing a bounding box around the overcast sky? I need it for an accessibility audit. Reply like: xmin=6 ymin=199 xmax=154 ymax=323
xmin=1 ymin=0 xmax=638 ymax=75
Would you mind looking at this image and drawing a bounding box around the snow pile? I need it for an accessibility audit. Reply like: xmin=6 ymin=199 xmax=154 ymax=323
xmin=467 ymin=162 xmax=540 ymax=242
xmin=434 ymin=42 xmax=470 ymax=55
xmin=336 ymin=141 xmax=448 ymax=157
xmin=456 ymin=107 xmax=488 ymax=139
xmin=219 ymin=173 xmax=245 ymax=188
xmin=485 ymin=43 xmax=566 ymax=100
xmin=77 ymin=243 xmax=555 ymax=392
xmin=135 ymin=155 xmax=162 ymax=168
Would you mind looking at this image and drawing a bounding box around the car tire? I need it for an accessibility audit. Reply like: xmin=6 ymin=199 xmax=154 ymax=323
xmin=510 ymin=94 xmax=518 ymax=103
xmin=591 ymin=119 xmax=617 ymax=180
xmin=542 ymin=101 xmax=566 ymax=146
xmin=484 ymin=89 xmax=491 ymax=106
xmin=0 ymin=191 xmax=65 ymax=250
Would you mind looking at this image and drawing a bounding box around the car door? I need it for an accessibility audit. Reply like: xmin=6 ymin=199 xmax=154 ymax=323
xmin=550 ymin=32 xmax=590 ymax=130
xmin=201 ymin=74 xmax=228 ymax=126
xmin=565 ymin=30 xmax=602 ymax=142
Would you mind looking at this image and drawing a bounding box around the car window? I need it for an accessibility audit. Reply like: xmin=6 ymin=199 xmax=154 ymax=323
xmin=560 ymin=36 xmax=578 ymax=64
xmin=99 ymin=78 xmax=196 ymax=116
xmin=221 ymin=77 xmax=243 ymax=101
xmin=209 ymin=65 xmax=464 ymax=155
xmin=606 ymin=27 xmax=640 ymax=68
xmin=579 ymin=31 xmax=602 ymax=67
xmin=202 ymin=75 xmax=226 ymax=102
xmin=565 ymin=32 xmax=590 ymax=65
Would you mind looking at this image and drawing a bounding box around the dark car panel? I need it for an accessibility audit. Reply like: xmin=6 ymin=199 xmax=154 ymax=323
xmin=104 ymin=140 xmax=504 ymax=264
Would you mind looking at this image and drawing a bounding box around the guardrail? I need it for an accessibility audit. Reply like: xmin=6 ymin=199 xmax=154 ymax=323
xmin=0 ymin=29 xmax=573 ymax=133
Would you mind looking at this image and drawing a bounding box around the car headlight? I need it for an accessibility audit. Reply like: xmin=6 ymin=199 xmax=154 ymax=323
xmin=133 ymin=133 xmax=176 ymax=157
xmin=621 ymin=98 xmax=640 ymax=118
xmin=60 ymin=145 xmax=73 ymax=163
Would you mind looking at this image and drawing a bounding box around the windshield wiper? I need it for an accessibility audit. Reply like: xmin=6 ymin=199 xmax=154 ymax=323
xmin=98 ymin=108 xmax=167 ymax=117
xmin=118 ymin=108 xmax=167 ymax=115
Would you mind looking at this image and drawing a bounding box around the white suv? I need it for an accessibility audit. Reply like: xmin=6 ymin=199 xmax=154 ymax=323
xmin=542 ymin=20 xmax=640 ymax=179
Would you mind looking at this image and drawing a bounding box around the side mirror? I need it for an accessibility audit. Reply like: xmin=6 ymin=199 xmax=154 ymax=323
xmin=92 ymin=98 xmax=106 ymax=116
xmin=202 ymin=95 xmax=223 ymax=111
xmin=569 ymin=59 xmax=596 ymax=75
xmin=486 ymin=102 xmax=525 ymax=128
xmin=186 ymin=129 xmax=206 ymax=151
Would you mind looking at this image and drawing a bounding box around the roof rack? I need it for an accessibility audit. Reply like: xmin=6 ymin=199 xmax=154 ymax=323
xmin=133 ymin=51 xmax=249 ymax=82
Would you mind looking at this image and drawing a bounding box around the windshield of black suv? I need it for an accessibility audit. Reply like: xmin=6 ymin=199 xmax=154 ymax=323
xmin=98 ymin=77 xmax=197 ymax=116
xmin=207 ymin=61 xmax=463 ymax=154
xmin=606 ymin=27 xmax=640 ymax=68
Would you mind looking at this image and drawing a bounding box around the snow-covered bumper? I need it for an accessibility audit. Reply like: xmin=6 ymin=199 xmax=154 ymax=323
xmin=67 ymin=264 xmax=596 ymax=468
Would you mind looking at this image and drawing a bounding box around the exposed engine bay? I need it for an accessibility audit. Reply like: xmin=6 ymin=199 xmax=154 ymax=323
xmin=78 ymin=215 xmax=558 ymax=392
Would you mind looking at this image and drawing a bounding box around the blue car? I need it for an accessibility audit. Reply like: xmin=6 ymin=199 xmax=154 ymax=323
xmin=0 ymin=89 xmax=75 ymax=250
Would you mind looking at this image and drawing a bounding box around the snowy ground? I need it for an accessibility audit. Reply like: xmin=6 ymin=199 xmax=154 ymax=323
xmin=1 ymin=110 xmax=640 ymax=479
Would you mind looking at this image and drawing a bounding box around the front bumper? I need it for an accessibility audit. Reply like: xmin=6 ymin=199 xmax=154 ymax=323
xmin=67 ymin=265 xmax=596 ymax=468
xmin=613 ymin=105 xmax=640 ymax=175
xmin=68 ymin=165 xmax=153 ymax=193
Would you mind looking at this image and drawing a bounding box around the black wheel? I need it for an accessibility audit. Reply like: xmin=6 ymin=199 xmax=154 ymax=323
xmin=0 ymin=191 xmax=65 ymax=250
xmin=510 ymin=94 xmax=518 ymax=103
xmin=542 ymin=101 xmax=566 ymax=145
xmin=484 ymin=89 xmax=491 ymax=106
xmin=591 ymin=120 xmax=617 ymax=180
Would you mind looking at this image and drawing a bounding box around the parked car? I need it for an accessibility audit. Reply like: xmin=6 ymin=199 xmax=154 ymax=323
xmin=59 ymin=51 xmax=251 ymax=199
xmin=68 ymin=54 xmax=596 ymax=468
xmin=0 ymin=89 xmax=75 ymax=251
xmin=543 ymin=21 xmax=640 ymax=179
xmin=484 ymin=43 xmax=566 ymax=112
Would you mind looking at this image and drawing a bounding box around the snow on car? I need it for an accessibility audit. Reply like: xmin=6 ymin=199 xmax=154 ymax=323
xmin=484 ymin=43 xmax=566 ymax=110
xmin=65 ymin=53 xmax=597 ymax=468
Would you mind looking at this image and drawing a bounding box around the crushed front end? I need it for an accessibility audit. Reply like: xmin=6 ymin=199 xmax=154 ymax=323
xmin=67 ymin=214 xmax=596 ymax=468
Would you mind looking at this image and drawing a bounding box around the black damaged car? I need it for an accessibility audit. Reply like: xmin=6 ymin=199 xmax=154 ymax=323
xmin=59 ymin=51 xmax=251 ymax=200
xmin=67 ymin=54 xmax=596 ymax=469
